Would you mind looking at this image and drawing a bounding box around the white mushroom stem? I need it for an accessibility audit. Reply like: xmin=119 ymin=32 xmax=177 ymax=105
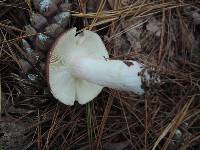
xmin=71 ymin=57 xmax=147 ymax=95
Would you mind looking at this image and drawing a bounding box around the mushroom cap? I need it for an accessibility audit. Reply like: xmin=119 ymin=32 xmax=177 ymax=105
xmin=48 ymin=28 xmax=109 ymax=105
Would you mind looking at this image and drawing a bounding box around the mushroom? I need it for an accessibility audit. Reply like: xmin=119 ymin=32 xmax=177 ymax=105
xmin=47 ymin=28 xmax=151 ymax=105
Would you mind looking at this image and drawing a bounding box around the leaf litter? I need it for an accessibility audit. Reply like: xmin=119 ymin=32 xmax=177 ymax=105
xmin=0 ymin=0 xmax=200 ymax=149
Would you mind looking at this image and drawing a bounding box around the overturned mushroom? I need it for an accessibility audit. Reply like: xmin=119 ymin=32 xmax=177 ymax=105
xmin=47 ymin=28 xmax=153 ymax=105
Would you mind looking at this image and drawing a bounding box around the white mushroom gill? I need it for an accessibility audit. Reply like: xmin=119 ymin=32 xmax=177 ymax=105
xmin=48 ymin=28 xmax=149 ymax=105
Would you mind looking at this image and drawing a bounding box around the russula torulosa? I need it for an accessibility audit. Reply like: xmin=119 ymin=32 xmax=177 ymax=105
xmin=47 ymin=28 xmax=150 ymax=105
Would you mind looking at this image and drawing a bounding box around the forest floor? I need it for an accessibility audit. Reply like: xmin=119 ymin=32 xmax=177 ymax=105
xmin=0 ymin=0 xmax=200 ymax=150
